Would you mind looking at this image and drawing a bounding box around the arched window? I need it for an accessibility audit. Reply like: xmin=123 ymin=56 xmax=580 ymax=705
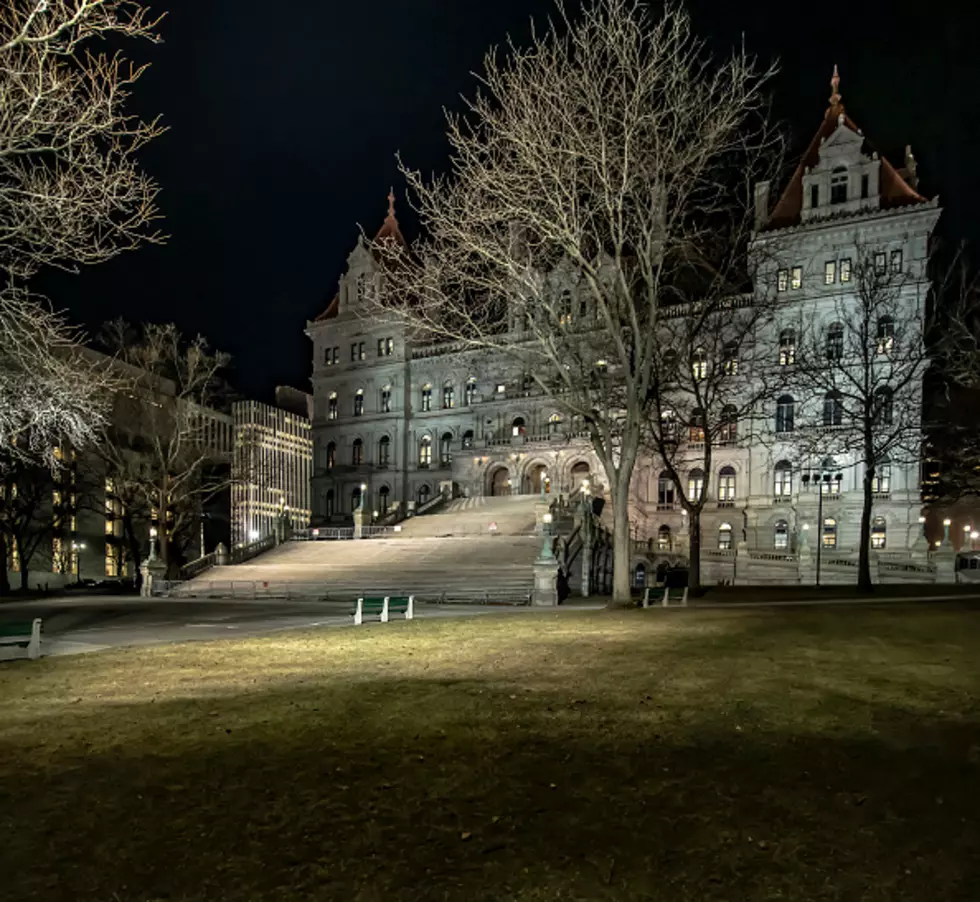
xmin=381 ymin=385 xmax=392 ymax=413
xmin=512 ymin=416 xmax=526 ymax=437
xmin=351 ymin=486 xmax=362 ymax=512
xmin=774 ymin=519 xmax=789 ymax=550
xmin=420 ymin=383 xmax=432 ymax=411
xmin=352 ymin=438 xmax=363 ymax=466
xmin=822 ymin=517 xmax=837 ymax=548
xmin=774 ymin=460 xmax=793 ymax=496
xmin=558 ymin=289 xmax=573 ymax=326
xmin=689 ymin=408 xmax=705 ymax=444
xmin=657 ymin=524 xmax=671 ymax=550
xmin=440 ymin=432 xmax=453 ymax=466
xmin=687 ymin=468 xmax=704 ymax=502
xmin=718 ymin=465 xmax=737 ymax=502
xmin=378 ymin=435 xmax=391 ymax=467
xmin=417 ymin=484 xmax=431 ymax=506
xmin=830 ymin=166 xmax=848 ymax=204
xmin=779 ymin=329 xmax=796 ymax=366
xmin=326 ymin=441 xmax=336 ymax=470
xmin=718 ymin=522 xmax=733 ymax=550
xmin=462 ymin=429 xmax=474 ymax=449
xmin=874 ymin=386 xmax=894 ymax=426
xmin=660 ymin=408 xmax=677 ymax=440
xmin=720 ymin=405 xmax=738 ymax=444
xmin=657 ymin=471 xmax=675 ymax=507
xmin=419 ymin=436 xmax=432 ymax=467
xmin=691 ymin=348 xmax=707 ymax=381
xmin=328 ymin=392 xmax=338 ymax=420
xmin=823 ymin=390 xmax=843 ymax=427
xmin=876 ymin=316 xmax=895 ymax=354
xmin=826 ymin=323 xmax=844 ymax=361
xmin=776 ymin=395 xmax=795 ymax=433
xmin=873 ymin=455 xmax=891 ymax=494
xmin=871 ymin=516 xmax=887 ymax=549
xmin=379 ymin=485 xmax=390 ymax=515
xmin=324 ymin=488 xmax=335 ymax=517
xmin=353 ymin=388 xmax=364 ymax=416
xmin=464 ymin=377 xmax=477 ymax=406
xmin=662 ymin=349 xmax=679 ymax=381
xmin=442 ymin=381 xmax=455 ymax=409
xmin=548 ymin=413 xmax=562 ymax=434
xmin=633 ymin=562 xmax=647 ymax=587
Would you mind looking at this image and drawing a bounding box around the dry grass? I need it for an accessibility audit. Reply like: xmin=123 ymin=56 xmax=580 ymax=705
xmin=1 ymin=604 xmax=979 ymax=901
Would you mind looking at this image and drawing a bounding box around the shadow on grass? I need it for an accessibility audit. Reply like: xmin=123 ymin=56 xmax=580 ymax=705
xmin=1 ymin=607 xmax=979 ymax=901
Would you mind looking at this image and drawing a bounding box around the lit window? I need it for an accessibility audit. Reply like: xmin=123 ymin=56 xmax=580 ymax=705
xmin=824 ymin=260 xmax=836 ymax=285
xmin=465 ymin=378 xmax=477 ymax=406
xmin=657 ymin=472 xmax=675 ymax=507
xmin=688 ymin=409 xmax=705 ymax=444
xmin=324 ymin=347 xmax=332 ymax=366
xmin=381 ymin=387 xmax=392 ymax=413
xmin=358 ymin=342 xmax=365 ymax=361
xmin=419 ymin=437 xmax=432 ymax=467
xmin=421 ymin=384 xmax=432 ymax=412
xmin=840 ymin=259 xmax=851 ymax=283
xmin=326 ymin=442 xmax=336 ymax=469
xmin=822 ymin=517 xmax=838 ymax=548
xmin=718 ymin=466 xmax=737 ymax=502
xmin=548 ymin=413 xmax=562 ymax=434
xmin=440 ymin=432 xmax=453 ymax=467
xmin=496 ymin=383 xmax=506 ymax=394
xmin=826 ymin=323 xmax=844 ymax=361
xmin=657 ymin=525 xmax=671 ymax=550
xmin=558 ymin=290 xmax=573 ymax=326
xmin=791 ymin=266 xmax=803 ymax=290
xmin=774 ymin=519 xmax=789 ymax=550
xmin=777 ymin=269 xmax=789 ymax=292
xmin=890 ymin=249 xmax=903 ymax=273
xmin=775 ymin=395 xmax=794 ymax=433
xmin=873 ymin=457 xmax=891 ymax=494
xmin=512 ymin=417 xmax=525 ymax=438
xmin=442 ymin=382 xmax=455 ymax=409
xmin=876 ymin=316 xmax=895 ymax=354
xmin=723 ymin=343 xmax=738 ymax=376
xmin=377 ymin=337 xmax=393 ymax=357
xmin=871 ymin=517 xmax=886 ymax=549
xmin=720 ymin=405 xmax=737 ymax=444
xmin=462 ymin=429 xmax=474 ymax=449
xmin=691 ymin=349 xmax=707 ymax=381
xmin=687 ymin=468 xmax=704 ymax=502
xmin=328 ymin=393 xmax=338 ymax=420
xmin=353 ymin=389 xmax=364 ymax=416
xmin=718 ymin=522 xmax=733 ymax=550
xmin=332 ymin=347 xmax=339 ymax=364
xmin=778 ymin=330 xmax=796 ymax=366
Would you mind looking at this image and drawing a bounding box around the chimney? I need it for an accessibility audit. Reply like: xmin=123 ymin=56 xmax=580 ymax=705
xmin=754 ymin=180 xmax=771 ymax=231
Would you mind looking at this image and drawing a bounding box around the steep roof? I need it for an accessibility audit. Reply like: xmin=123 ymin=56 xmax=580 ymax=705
xmin=312 ymin=189 xmax=407 ymax=322
xmin=766 ymin=67 xmax=927 ymax=230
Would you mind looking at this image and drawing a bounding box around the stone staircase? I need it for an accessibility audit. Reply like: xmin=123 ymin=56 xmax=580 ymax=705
xmin=175 ymin=495 xmax=543 ymax=603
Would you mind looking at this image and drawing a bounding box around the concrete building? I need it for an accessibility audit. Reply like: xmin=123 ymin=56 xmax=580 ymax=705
xmin=231 ymin=390 xmax=313 ymax=547
xmin=306 ymin=71 xmax=939 ymax=575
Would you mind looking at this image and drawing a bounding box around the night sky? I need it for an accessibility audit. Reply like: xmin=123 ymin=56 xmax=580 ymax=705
xmin=41 ymin=1 xmax=980 ymax=403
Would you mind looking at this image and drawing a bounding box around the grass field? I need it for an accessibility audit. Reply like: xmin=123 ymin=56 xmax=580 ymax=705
xmin=1 ymin=603 xmax=979 ymax=901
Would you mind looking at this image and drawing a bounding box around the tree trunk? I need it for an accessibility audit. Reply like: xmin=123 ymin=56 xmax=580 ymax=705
xmin=20 ymin=566 xmax=30 ymax=592
xmin=608 ymin=477 xmax=633 ymax=607
xmin=0 ymin=532 xmax=9 ymax=596
xmin=857 ymin=464 xmax=875 ymax=592
xmin=688 ymin=509 xmax=702 ymax=589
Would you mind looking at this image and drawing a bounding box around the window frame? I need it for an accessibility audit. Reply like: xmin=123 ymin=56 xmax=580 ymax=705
xmin=790 ymin=266 xmax=803 ymax=290
xmin=824 ymin=260 xmax=836 ymax=285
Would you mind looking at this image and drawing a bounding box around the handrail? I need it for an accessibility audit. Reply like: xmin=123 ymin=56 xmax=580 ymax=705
xmin=230 ymin=533 xmax=277 ymax=563
xmin=416 ymin=491 xmax=448 ymax=516
xmin=178 ymin=551 xmax=218 ymax=581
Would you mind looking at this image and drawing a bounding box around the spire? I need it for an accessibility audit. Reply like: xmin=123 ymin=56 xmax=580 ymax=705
xmin=386 ymin=187 xmax=396 ymax=221
xmin=828 ymin=64 xmax=842 ymax=111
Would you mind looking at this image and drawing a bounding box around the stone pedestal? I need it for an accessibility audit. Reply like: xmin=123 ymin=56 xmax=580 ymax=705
xmin=533 ymin=558 xmax=560 ymax=606
xmin=734 ymin=540 xmax=750 ymax=586
xmin=140 ymin=558 xmax=167 ymax=598
xmin=352 ymin=508 xmax=367 ymax=539
xmin=215 ymin=542 xmax=229 ymax=566
xmin=933 ymin=547 xmax=956 ymax=584
xmin=798 ymin=541 xmax=814 ymax=586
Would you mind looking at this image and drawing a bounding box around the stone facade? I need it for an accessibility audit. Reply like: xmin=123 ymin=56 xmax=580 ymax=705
xmin=305 ymin=73 xmax=941 ymax=569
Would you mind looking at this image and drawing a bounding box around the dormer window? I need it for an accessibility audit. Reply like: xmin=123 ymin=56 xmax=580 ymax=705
xmin=830 ymin=167 xmax=848 ymax=204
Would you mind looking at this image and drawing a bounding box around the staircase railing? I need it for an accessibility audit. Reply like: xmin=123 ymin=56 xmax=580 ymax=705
xmin=231 ymin=533 xmax=277 ymax=563
xmin=178 ymin=551 xmax=218 ymax=581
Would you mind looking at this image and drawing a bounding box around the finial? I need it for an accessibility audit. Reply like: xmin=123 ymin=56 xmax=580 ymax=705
xmin=387 ymin=187 xmax=396 ymax=220
xmin=829 ymin=64 xmax=841 ymax=107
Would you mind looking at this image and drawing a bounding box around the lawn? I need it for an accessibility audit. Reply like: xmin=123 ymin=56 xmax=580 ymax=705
xmin=1 ymin=604 xmax=979 ymax=901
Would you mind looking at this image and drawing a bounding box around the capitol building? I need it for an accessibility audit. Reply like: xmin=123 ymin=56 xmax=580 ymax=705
xmin=306 ymin=72 xmax=940 ymax=568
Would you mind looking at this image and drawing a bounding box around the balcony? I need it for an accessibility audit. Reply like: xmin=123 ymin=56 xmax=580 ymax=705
xmin=716 ymin=500 xmax=736 ymax=509
xmin=656 ymin=502 xmax=677 ymax=512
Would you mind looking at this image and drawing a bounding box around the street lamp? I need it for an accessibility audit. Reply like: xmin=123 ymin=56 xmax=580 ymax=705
xmin=942 ymin=518 xmax=952 ymax=545
xmin=539 ymin=512 xmax=555 ymax=561
xmin=971 ymin=531 xmax=979 ymax=551
xmin=71 ymin=541 xmax=86 ymax=583
xmin=799 ymin=463 xmax=842 ymax=587
xmin=964 ymin=524 xmax=972 ymax=550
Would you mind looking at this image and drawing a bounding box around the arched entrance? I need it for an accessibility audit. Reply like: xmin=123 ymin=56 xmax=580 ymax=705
xmin=570 ymin=461 xmax=591 ymax=491
xmin=489 ymin=466 xmax=510 ymax=496
xmin=525 ymin=464 xmax=549 ymax=495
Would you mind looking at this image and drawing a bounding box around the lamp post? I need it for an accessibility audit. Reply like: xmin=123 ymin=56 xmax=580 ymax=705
xmin=148 ymin=526 xmax=158 ymax=562
xmin=800 ymin=463 xmax=842 ymax=588
xmin=538 ymin=512 xmax=555 ymax=561
xmin=942 ymin=517 xmax=951 ymax=546
xmin=71 ymin=541 xmax=86 ymax=583
xmin=963 ymin=524 xmax=972 ymax=551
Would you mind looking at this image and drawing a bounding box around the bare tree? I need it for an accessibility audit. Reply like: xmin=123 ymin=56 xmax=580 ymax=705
xmin=0 ymin=1 xmax=164 ymax=463
xmin=369 ymin=0 xmax=778 ymax=603
xmin=641 ymin=287 xmax=779 ymax=588
xmin=97 ymin=322 xmax=231 ymax=573
xmin=787 ymin=244 xmax=932 ymax=590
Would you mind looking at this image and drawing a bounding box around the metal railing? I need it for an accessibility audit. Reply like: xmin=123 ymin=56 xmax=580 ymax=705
xmin=178 ymin=551 xmax=218 ymax=581
xmin=230 ymin=533 xmax=277 ymax=563
xmin=292 ymin=527 xmax=355 ymax=541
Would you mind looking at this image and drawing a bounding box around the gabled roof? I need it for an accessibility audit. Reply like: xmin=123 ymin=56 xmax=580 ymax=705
xmin=312 ymin=189 xmax=407 ymax=322
xmin=766 ymin=66 xmax=927 ymax=231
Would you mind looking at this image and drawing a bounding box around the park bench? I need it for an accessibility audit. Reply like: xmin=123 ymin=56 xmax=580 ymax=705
xmin=353 ymin=595 xmax=415 ymax=625
xmin=0 ymin=618 xmax=43 ymax=660
xmin=642 ymin=586 xmax=689 ymax=608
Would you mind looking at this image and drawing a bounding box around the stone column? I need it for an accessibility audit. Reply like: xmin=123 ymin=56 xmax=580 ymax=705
xmin=932 ymin=547 xmax=956 ymax=584
xmin=140 ymin=558 xmax=167 ymax=597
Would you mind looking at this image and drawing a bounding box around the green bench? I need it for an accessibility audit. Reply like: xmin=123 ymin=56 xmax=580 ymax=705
xmin=0 ymin=618 xmax=43 ymax=660
xmin=353 ymin=596 xmax=415 ymax=625
xmin=642 ymin=586 xmax=688 ymax=608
